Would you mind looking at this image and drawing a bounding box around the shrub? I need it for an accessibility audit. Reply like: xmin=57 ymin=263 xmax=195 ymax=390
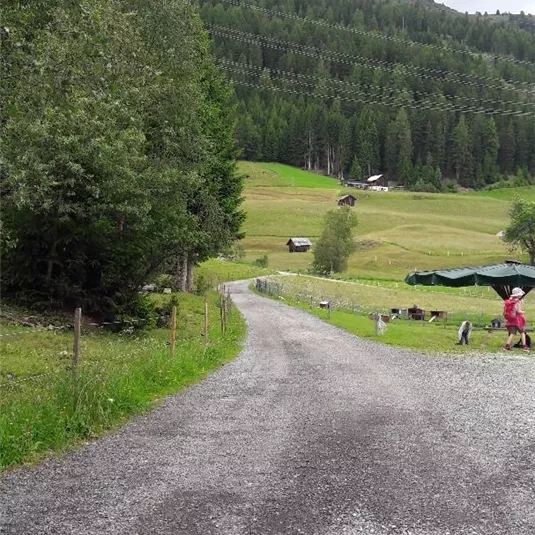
xmin=254 ymin=255 xmax=269 ymax=268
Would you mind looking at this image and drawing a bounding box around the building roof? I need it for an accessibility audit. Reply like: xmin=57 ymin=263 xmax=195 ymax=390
xmin=338 ymin=194 xmax=356 ymax=201
xmin=366 ymin=174 xmax=384 ymax=183
xmin=286 ymin=238 xmax=312 ymax=246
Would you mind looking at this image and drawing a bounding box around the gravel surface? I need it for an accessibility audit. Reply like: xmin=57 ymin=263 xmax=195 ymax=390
xmin=2 ymin=281 xmax=535 ymax=534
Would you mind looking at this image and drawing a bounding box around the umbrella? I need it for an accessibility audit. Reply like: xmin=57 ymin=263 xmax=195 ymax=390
xmin=405 ymin=260 xmax=535 ymax=299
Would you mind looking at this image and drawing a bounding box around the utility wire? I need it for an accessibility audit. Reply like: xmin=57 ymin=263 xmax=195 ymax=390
xmin=217 ymin=58 xmax=535 ymax=115
xmin=220 ymin=62 xmax=532 ymax=116
xmin=208 ymin=25 xmax=535 ymax=95
xmin=217 ymin=0 xmax=535 ymax=69
xmin=227 ymin=76 xmax=534 ymax=117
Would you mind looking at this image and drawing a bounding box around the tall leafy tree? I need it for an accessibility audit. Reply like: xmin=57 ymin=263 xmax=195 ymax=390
xmin=1 ymin=0 xmax=243 ymax=312
xmin=504 ymin=197 xmax=535 ymax=265
xmin=313 ymin=207 xmax=358 ymax=275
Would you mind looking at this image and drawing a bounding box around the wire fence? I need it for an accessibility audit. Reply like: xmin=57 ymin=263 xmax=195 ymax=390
xmin=255 ymin=277 xmax=516 ymax=332
xmin=0 ymin=289 xmax=234 ymax=392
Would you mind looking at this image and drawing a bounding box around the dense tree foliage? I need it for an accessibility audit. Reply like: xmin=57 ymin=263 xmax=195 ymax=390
xmin=200 ymin=0 xmax=535 ymax=189
xmin=1 ymin=0 xmax=243 ymax=314
xmin=504 ymin=197 xmax=535 ymax=266
xmin=313 ymin=207 xmax=358 ymax=275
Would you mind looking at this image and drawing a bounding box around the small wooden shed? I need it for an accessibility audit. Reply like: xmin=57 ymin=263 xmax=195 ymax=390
xmin=286 ymin=238 xmax=312 ymax=253
xmin=337 ymin=194 xmax=357 ymax=207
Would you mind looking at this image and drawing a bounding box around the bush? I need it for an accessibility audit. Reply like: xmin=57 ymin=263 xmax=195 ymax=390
xmin=115 ymin=293 xmax=156 ymax=329
xmin=194 ymin=274 xmax=212 ymax=296
xmin=254 ymin=255 xmax=269 ymax=268
xmin=155 ymin=274 xmax=174 ymax=292
xmin=231 ymin=242 xmax=246 ymax=261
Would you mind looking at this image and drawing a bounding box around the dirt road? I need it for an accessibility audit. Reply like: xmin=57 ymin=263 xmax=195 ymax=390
xmin=2 ymin=281 xmax=535 ymax=534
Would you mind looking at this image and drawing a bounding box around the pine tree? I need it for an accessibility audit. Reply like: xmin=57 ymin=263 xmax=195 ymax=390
xmin=386 ymin=109 xmax=413 ymax=185
xmin=453 ymin=115 xmax=473 ymax=185
xmin=350 ymin=156 xmax=362 ymax=181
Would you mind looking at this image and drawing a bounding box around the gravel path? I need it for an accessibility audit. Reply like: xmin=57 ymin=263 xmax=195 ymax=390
xmin=2 ymin=281 xmax=535 ymax=534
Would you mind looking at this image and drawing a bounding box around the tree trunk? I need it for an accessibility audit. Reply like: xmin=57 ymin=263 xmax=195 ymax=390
xmin=530 ymin=250 xmax=535 ymax=266
xmin=186 ymin=254 xmax=195 ymax=293
xmin=174 ymin=254 xmax=187 ymax=292
xmin=45 ymin=240 xmax=59 ymax=283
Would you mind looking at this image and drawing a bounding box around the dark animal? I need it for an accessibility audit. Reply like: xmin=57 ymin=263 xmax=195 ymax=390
xmin=513 ymin=334 xmax=531 ymax=349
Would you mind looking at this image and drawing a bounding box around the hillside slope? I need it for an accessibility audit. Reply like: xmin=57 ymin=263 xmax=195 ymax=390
xmin=240 ymin=161 xmax=531 ymax=279
xmin=202 ymin=0 xmax=535 ymax=190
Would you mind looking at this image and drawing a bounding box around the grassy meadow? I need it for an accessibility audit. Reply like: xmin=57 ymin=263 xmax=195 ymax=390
xmin=239 ymin=161 xmax=528 ymax=280
xmin=0 ymin=292 xmax=245 ymax=469
xmin=256 ymin=276 xmax=534 ymax=353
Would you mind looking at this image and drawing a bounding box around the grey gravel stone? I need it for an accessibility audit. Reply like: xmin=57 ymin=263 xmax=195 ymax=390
xmin=1 ymin=280 xmax=535 ymax=534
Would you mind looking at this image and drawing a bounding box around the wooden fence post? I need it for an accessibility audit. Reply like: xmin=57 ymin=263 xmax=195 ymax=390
xmin=227 ymin=290 xmax=231 ymax=322
xmin=72 ymin=307 xmax=82 ymax=383
xmin=223 ymin=295 xmax=227 ymax=334
xmin=219 ymin=294 xmax=224 ymax=335
xmin=169 ymin=305 xmax=177 ymax=356
xmin=204 ymin=300 xmax=209 ymax=345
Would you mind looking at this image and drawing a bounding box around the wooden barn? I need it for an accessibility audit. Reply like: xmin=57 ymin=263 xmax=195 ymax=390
xmin=286 ymin=238 xmax=312 ymax=253
xmin=337 ymin=194 xmax=357 ymax=207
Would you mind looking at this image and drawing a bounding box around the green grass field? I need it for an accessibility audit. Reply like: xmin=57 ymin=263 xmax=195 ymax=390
xmin=255 ymin=277 xmax=531 ymax=354
xmin=238 ymin=161 xmax=531 ymax=280
xmin=0 ymin=292 xmax=245 ymax=469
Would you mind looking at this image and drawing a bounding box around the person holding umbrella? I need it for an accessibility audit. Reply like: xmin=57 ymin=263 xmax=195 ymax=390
xmin=503 ymin=287 xmax=528 ymax=351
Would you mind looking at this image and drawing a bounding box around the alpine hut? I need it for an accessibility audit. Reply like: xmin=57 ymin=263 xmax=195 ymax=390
xmin=337 ymin=194 xmax=357 ymax=207
xmin=286 ymin=238 xmax=312 ymax=253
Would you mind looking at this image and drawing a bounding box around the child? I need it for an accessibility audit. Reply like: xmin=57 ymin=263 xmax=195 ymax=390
xmin=503 ymin=287 xmax=528 ymax=351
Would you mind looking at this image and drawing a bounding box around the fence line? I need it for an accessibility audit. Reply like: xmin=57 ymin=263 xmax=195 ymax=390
xmin=1 ymin=294 xmax=234 ymax=391
xmin=0 ymin=370 xmax=66 ymax=388
xmin=255 ymin=278 xmax=504 ymax=330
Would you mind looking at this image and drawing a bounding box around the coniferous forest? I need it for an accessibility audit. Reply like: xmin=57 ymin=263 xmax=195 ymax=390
xmin=200 ymin=0 xmax=535 ymax=190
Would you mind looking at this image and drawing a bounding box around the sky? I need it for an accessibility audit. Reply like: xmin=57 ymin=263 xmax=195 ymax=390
xmin=441 ymin=0 xmax=535 ymax=14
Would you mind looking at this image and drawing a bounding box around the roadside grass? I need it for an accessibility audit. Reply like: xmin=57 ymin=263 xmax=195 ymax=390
xmin=306 ymin=306 xmax=505 ymax=354
xmin=0 ymin=291 xmax=245 ymax=469
xmin=252 ymin=276 xmax=535 ymax=354
xmin=240 ymin=161 xmax=532 ymax=279
xmin=195 ymin=258 xmax=273 ymax=285
xmin=265 ymin=275 xmax=535 ymax=317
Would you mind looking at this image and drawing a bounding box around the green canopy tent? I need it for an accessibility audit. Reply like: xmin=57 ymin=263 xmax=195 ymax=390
xmin=404 ymin=260 xmax=535 ymax=300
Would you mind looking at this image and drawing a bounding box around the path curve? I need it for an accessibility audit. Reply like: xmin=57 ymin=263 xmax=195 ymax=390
xmin=2 ymin=281 xmax=535 ymax=534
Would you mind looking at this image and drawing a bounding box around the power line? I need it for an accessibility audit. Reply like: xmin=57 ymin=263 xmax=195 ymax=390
xmin=218 ymin=0 xmax=535 ymax=69
xmin=220 ymin=61 xmax=533 ymax=116
xmin=208 ymin=25 xmax=535 ymax=95
xmin=217 ymin=58 xmax=535 ymax=115
xmin=226 ymin=74 xmax=534 ymax=117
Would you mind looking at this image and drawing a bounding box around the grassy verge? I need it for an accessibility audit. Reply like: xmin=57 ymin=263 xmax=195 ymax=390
xmin=0 ymin=291 xmax=245 ymax=470
xmin=264 ymin=275 xmax=535 ymax=317
xmin=252 ymin=278 xmax=525 ymax=354
xmin=195 ymin=258 xmax=273 ymax=285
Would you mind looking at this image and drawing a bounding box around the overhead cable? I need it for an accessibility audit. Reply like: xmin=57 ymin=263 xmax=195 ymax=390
xmin=208 ymin=25 xmax=535 ymax=95
xmin=227 ymin=75 xmax=534 ymax=117
xmin=218 ymin=0 xmax=535 ymax=69
xmin=217 ymin=58 xmax=535 ymax=115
